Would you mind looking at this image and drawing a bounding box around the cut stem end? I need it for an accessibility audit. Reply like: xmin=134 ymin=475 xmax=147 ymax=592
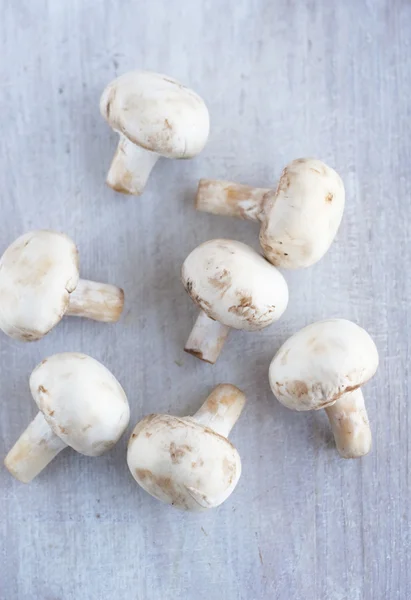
xmin=107 ymin=135 xmax=159 ymax=196
xmin=4 ymin=412 xmax=66 ymax=483
xmin=325 ymin=388 xmax=371 ymax=459
xmin=184 ymin=311 xmax=230 ymax=364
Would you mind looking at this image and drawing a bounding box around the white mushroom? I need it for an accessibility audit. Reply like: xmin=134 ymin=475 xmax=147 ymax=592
xmin=196 ymin=158 xmax=345 ymax=268
xmin=4 ymin=353 xmax=130 ymax=483
xmin=269 ymin=319 xmax=379 ymax=458
xmin=182 ymin=239 xmax=289 ymax=363
xmin=0 ymin=230 xmax=124 ymax=341
xmin=127 ymin=384 xmax=245 ymax=511
xmin=100 ymin=70 xmax=210 ymax=195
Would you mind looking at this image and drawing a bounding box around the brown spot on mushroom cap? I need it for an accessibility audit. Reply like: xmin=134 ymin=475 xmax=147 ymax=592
xmin=185 ymin=279 xmax=193 ymax=294
xmin=228 ymin=294 xmax=275 ymax=327
xmin=127 ymin=414 xmax=157 ymax=447
xmin=228 ymin=295 xmax=256 ymax=317
xmin=287 ymin=380 xmax=309 ymax=398
xmin=260 ymin=233 xmax=316 ymax=267
xmin=38 ymin=385 xmax=48 ymax=394
xmin=259 ymin=239 xmax=288 ymax=267
xmin=144 ymin=128 xmax=175 ymax=155
xmin=159 ymin=416 xmax=191 ymax=432
xmin=155 ymin=476 xmax=174 ymax=494
xmin=183 ymin=278 xmax=217 ymax=319
xmin=135 ymin=468 xmax=152 ymax=481
xmin=326 ymin=192 xmax=333 ymax=203
xmin=169 ymin=442 xmax=193 ymax=464
xmin=208 ymin=269 xmax=231 ymax=297
xmin=222 ymin=456 xmax=236 ymax=485
xmin=20 ymin=331 xmax=42 ymax=342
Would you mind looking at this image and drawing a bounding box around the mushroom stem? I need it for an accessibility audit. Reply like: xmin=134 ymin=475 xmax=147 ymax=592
xmin=325 ymin=388 xmax=371 ymax=459
xmin=107 ymin=134 xmax=160 ymax=195
xmin=196 ymin=179 xmax=272 ymax=221
xmin=4 ymin=412 xmax=66 ymax=483
xmin=192 ymin=384 xmax=246 ymax=437
xmin=67 ymin=279 xmax=124 ymax=322
xmin=184 ymin=310 xmax=230 ymax=364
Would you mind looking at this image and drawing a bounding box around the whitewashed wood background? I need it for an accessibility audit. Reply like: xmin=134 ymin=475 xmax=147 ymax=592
xmin=0 ymin=1 xmax=410 ymax=598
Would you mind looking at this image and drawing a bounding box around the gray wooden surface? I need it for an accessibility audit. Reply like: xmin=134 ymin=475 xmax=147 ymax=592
xmin=0 ymin=1 xmax=410 ymax=598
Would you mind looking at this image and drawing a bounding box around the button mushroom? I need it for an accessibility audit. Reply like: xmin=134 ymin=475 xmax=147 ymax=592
xmin=196 ymin=158 xmax=345 ymax=268
xmin=269 ymin=319 xmax=379 ymax=458
xmin=127 ymin=384 xmax=245 ymax=510
xmin=182 ymin=239 xmax=289 ymax=363
xmin=100 ymin=70 xmax=210 ymax=195
xmin=0 ymin=230 xmax=124 ymax=341
xmin=4 ymin=353 xmax=130 ymax=482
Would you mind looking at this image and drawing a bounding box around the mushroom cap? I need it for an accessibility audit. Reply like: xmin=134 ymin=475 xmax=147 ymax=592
xmin=127 ymin=414 xmax=241 ymax=511
xmin=100 ymin=71 xmax=210 ymax=159
xmin=0 ymin=230 xmax=79 ymax=341
xmin=30 ymin=353 xmax=130 ymax=456
xmin=269 ymin=319 xmax=379 ymax=411
xmin=260 ymin=158 xmax=345 ymax=268
xmin=182 ymin=239 xmax=289 ymax=332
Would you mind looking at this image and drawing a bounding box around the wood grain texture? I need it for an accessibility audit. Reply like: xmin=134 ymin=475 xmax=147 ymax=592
xmin=0 ymin=0 xmax=410 ymax=598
